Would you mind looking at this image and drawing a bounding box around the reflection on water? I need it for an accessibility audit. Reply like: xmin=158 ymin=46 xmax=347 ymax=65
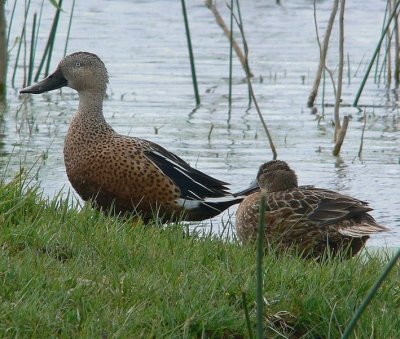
xmin=3 ymin=0 xmax=400 ymax=247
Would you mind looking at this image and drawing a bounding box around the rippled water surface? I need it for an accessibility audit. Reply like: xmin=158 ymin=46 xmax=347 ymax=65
xmin=2 ymin=0 xmax=399 ymax=247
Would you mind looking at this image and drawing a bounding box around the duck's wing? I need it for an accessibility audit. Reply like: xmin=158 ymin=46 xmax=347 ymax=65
xmin=143 ymin=141 xmax=244 ymax=220
xmin=143 ymin=140 xmax=231 ymax=200
xmin=297 ymin=188 xmax=373 ymax=226
xmin=267 ymin=188 xmax=371 ymax=226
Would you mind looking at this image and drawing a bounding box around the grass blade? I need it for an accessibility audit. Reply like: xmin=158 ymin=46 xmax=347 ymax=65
xmin=256 ymin=194 xmax=266 ymax=338
xmin=241 ymin=291 xmax=254 ymax=339
xmin=342 ymin=248 xmax=400 ymax=338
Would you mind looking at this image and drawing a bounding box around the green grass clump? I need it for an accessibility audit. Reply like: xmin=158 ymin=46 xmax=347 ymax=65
xmin=0 ymin=174 xmax=399 ymax=337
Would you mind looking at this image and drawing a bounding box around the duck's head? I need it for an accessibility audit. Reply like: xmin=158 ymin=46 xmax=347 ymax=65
xmin=257 ymin=160 xmax=298 ymax=192
xmin=20 ymin=52 xmax=109 ymax=95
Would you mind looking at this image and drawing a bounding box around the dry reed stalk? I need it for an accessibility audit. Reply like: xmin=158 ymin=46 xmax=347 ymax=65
xmin=358 ymin=110 xmax=367 ymax=158
xmin=228 ymin=4 xmax=277 ymax=159
xmin=393 ymin=0 xmax=399 ymax=88
xmin=387 ymin=0 xmax=393 ymax=88
xmin=0 ymin=0 xmax=7 ymax=98
xmin=333 ymin=0 xmax=347 ymax=156
xmin=307 ymin=0 xmax=339 ymax=108
xmin=205 ymin=0 xmax=253 ymax=77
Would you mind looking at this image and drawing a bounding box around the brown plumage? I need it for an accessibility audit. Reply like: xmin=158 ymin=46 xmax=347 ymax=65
xmin=20 ymin=52 xmax=247 ymax=223
xmin=236 ymin=160 xmax=389 ymax=259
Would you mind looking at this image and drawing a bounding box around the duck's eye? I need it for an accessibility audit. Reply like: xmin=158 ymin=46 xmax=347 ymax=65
xmin=75 ymin=62 xmax=81 ymax=67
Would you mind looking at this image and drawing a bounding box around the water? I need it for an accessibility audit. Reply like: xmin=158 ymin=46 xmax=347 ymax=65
xmin=2 ymin=0 xmax=399 ymax=247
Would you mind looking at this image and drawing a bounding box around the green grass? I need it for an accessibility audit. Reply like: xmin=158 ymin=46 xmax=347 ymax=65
xmin=0 ymin=174 xmax=399 ymax=338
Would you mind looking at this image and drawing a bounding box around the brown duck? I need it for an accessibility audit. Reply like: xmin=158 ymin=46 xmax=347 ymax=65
xmin=236 ymin=160 xmax=389 ymax=258
xmin=20 ymin=52 xmax=246 ymax=223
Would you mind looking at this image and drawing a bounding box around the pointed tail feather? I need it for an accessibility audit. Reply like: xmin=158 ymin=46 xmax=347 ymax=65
xmin=338 ymin=222 xmax=390 ymax=237
xmin=179 ymin=195 xmax=244 ymax=221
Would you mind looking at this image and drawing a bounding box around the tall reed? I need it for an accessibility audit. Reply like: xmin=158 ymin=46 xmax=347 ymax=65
xmin=181 ymin=0 xmax=200 ymax=106
xmin=353 ymin=0 xmax=400 ymax=106
xmin=34 ymin=0 xmax=63 ymax=81
xmin=228 ymin=0 xmax=234 ymax=113
xmin=11 ymin=0 xmax=32 ymax=88
xmin=0 ymin=0 xmax=7 ymax=97
xmin=8 ymin=0 xmax=73 ymax=90
xmin=63 ymin=0 xmax=76 ymax=56
xmin=27 ymin=13 xmax=37 ymax=86
xmin=230 ymin=5 xmax=277 ymax=159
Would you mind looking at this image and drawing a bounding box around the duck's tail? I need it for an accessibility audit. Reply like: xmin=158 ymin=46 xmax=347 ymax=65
xmin=338 ymin=214 xmax=390 ymax=237
xmin=182 ymin=195 xmax=245 ymax=221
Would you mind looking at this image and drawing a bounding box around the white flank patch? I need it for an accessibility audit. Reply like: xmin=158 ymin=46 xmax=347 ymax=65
xmin=176 ymin=198 xmax=201 ymax=209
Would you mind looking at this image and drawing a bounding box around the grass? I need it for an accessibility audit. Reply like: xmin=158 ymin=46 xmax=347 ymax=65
xmin=0 ymin=173 xmax=399 ymax=338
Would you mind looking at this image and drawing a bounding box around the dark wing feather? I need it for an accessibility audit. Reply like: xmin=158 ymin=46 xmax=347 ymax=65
xmin=143 ymin=141 xmax=230 ymax=200
xmin=301 ymin=188 xmax=372 ymax=227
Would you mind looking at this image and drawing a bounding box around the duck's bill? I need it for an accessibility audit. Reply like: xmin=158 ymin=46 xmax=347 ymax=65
xmin=20 ymin=68 xmax=67 ymax=94
xmin=232 ymin=178 xmax=260 ymax=197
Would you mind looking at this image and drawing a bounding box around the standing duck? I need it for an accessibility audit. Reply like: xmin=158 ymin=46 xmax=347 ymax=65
xmin=20 ymin=52 xmax=245 ymax=223
xmin=236 ymin=160 xmax=389 ymax=258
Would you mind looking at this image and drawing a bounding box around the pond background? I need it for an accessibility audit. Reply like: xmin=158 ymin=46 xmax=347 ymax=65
xmin=2 ymin=0 xmax=399 ymax=247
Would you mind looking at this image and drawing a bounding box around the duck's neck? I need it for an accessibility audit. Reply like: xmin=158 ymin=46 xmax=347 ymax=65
xmin=76 ymin=90 xmax=109 ymax=126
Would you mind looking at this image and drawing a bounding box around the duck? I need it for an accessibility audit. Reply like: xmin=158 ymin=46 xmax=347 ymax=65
xmin=236 ymin=160 xmax=389 ymax=258
xmin=20 ymin=51 xmax=247 ymax=223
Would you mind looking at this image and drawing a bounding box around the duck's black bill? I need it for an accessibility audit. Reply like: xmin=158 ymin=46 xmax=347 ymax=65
xmin=20 ymin=68 xmax=67 ymax=94
xmin=232 ymin=178 xmax=260 ymax=197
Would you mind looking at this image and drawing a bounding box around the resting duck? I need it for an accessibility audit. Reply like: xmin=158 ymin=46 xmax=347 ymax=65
xmin=20 ymin=51 xmax=246 ymax=223
xmin=236 ymin=160 xmax=389 ymax=258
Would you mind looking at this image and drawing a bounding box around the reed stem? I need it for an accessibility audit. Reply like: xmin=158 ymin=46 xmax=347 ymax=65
xmin=63 ymin=0 xmax=76 ymax=57
xmin=34 ymin=0 xmax=63 ymax=81
xmin=394 ymin=0 xmax=399 ymax=88
xmin=206 ymin=0 xmax=252 ymax=77
xmin=45 ymin=0 xmax=63 ymax=77
xmin=181 ymin=0 xmax=200 ymax=106
xmin=307 ymin=0 xmax=339 ymax=108
xmin=235 ymin=0 xmax=252 ymax=107
xmin=229 ymin=8 xmax=277 ymax=159
xmin=333 ymin=0 xmax=345 ymax=137
xmin=375 ymin=1 xmax=389 ymax=83
xmin=353 ymin=0 xmax=400 ymax=106
xmin=228 ymin=0 xmax=234 ymax=113
xmin=357 ymin=109 xmax=367 ymax=158
xmin=0 ymin=0 xmax=8 ymax=97
xmin=28 ymin=13 xmax=37 ymax=86
xmin=11 ymin=0 xmax=32 ymax=88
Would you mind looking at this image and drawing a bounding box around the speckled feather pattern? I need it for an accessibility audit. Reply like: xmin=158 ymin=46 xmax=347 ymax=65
xmin=236 ymin=161 xmax=388 ymax=259
xmin=64 ymin=120 xmax=182 ymax=219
